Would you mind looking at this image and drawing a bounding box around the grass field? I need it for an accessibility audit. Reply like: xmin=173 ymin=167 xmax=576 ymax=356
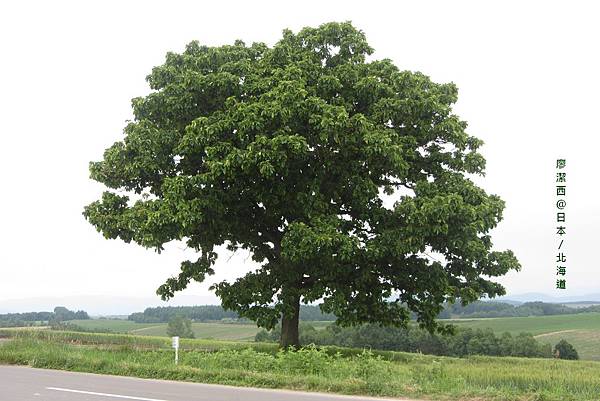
xmin=130 ymin=322 xmax=260 ymax=341
xmin=448 ymin=312 xmax=600 ymax=335
xmin=71 ymin=319 xmax=332 ymax=341
xmin=448 ymin=312 xmax=600 ymax=361
xmin=1 ymin=329 xmax=600 ymax=401
xmin=69 ymin=320 xmax=158 ymax=332
xmin=70 ymin=313 xmax=600 ymax=361
xmin=68 ymin=313 xmax=600 ymax=361
xmin=71 ymin=319 xmax=264 ymax=341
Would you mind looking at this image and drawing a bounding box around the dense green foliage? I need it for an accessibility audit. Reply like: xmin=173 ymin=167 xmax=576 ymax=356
xmin=52 ymin=306 xmax=90 ymax=321
xmin=129 ymin=305 xmax=237 ymax=323
xmin=554 ymin=339 xmax=579 ymax=360
xmin=0 ymin=312 xmax=54 ymax=322
xmin=166 ymin=316 xmax=195 ymax=338
xmin=0 ymin=306 xmax=89 ymax=327
xmin=1 ymin=330 xmax=599 ymax=401
xmin=440 ymin=300 xmax=599 ymax=319
xmin=0 ymin=320 xmax=36 ymax=328
xmin=83 ymin=21 xmax=519 ymax=347
xmin=128 ymin=304 xmax=335 ymax=323
xmin=256 ymin=323 xmax=553 ymax=358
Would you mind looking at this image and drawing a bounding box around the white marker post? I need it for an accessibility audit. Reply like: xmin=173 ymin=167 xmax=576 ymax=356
xmin=171 ymin=336 xmax=179 ymax=365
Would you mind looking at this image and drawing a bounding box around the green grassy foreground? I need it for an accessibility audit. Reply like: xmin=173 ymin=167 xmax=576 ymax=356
xmin=1 ymin=330 xmax=600 ymax=400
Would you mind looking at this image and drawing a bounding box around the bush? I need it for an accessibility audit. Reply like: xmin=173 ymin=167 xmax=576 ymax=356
xmin=166 ymin=316 xmax=195 ymax=338
xmin=554 ymin=339 xmax=579 ymax=360
xmin=257 ymin=322 xmax=553 ymax=359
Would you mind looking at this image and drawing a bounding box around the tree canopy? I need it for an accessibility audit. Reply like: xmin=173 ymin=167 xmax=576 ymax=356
xmin=554 ymin=339 xmax=579 ymax=360
xmin=84 ymin=21 xmax=520 ymax=347
xmin=166 ymin=315 xmax=195 ymax=339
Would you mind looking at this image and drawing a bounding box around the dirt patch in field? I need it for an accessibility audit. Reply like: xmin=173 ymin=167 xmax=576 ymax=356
xmin=129 ymin=325 xmax=163 ymax=333
xmin=534 ymin=329 xmax=578 ymax=338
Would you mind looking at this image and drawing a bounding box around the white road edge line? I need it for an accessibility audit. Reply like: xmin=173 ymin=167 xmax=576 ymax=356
xmin=46 ymin=387 xmax=169 ymax=401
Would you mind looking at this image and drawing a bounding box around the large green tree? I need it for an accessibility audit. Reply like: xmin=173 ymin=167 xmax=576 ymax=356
xmin=84 ymin=22 xmax=520 ymax=348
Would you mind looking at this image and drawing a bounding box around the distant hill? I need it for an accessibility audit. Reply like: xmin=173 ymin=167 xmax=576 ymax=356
xmin=491 ymin=299 xmax=523 ymax=306
xmin=561 ymin=301 xmax=600 ymax=309
xmin=497 ymin=292 xmax=600 ymax=304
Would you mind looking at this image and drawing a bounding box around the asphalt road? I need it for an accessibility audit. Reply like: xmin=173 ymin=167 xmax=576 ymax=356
xmin=0 ymin=365 xmax=415 ymax=401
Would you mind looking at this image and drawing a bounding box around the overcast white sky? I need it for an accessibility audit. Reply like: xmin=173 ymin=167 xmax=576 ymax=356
xmin=1 ymin=1 xmax=598 ymax=312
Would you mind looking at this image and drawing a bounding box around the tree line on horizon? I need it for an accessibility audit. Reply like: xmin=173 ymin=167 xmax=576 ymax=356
xmin=2 ymin=300 xmax=597 ymax=328
xmin=128 ymin=304 xmax=337 ymax=323
xmin=127 ymin=300 xmax=600 ymax=324
xmin=438 ymin=300 xmax=600 ymax=318
xmin=0 ymin=306 xmax=89 ymax=327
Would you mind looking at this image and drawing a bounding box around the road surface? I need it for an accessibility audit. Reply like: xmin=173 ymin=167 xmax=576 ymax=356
xmin=0 ymin=365 xmax=417 ymax=401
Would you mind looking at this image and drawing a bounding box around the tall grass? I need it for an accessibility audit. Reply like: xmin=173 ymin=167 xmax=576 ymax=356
xmin=0 ymin=329 xmax=278 ymax=353
xmin=1 ymin=330 xmax=600 ymax=400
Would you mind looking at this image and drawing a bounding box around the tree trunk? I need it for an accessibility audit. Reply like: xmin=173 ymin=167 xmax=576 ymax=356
xmin=279 ymin=291 xmax=300 ymax=349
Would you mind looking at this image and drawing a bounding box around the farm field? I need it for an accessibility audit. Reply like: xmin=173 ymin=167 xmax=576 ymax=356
xmin=447 ymin=312 xmax=600 ymax=335
xmin=447 ymin=312 xmax=600 ymax=361
xmin=71 ymin=319 xmax=332 ymax=341
xmin=69 ymin=319 xmax=158 ymax=332
xmin=72 ymin=313 xmax=600 ymax=359
xmin=1 ymin=329 xmax=600 ymax=401
xmin=70 ymin=313 xmax=600 ymax=360
xmin=129 ymin=322 xmax=261 ymax=341
xmin=71 ymin=319 xmax=262 ymax=341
